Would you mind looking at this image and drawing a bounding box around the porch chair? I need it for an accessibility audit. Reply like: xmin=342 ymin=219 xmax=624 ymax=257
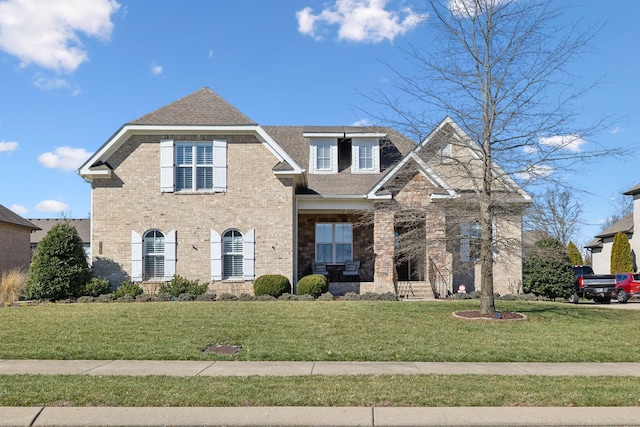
xmin=311 ymin=262 xmax=329 ymax=277
xmin=342 ymin=260 xmax=360 ymax=278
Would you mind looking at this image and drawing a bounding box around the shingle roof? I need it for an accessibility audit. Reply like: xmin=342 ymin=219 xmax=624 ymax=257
xmin=594 ymin=213 xmax=633 ymax=238
xmin=128 ymin=87 xmax=256 ymax=126
xmin=27 ymin=219 xmax=90 ymax=244
xmin=623 ymin=183 xmax=640 ymax=196
xmin=0 ymin=205 xmax=39 ymax=230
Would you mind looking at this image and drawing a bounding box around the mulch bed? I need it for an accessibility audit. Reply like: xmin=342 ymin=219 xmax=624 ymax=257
xmin=452 ymin=310 xmax=527 ymax=321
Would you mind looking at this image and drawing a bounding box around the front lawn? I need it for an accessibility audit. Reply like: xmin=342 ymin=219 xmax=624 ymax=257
xmin=1 ymin=300 xmax=637 ymax=362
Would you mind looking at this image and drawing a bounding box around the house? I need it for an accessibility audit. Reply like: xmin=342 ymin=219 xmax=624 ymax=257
xmin=79 ymin=87 xmax=531 ymax=296
xmin=586 ymin=183 xmax=640 ymax=273
xmin=0 ymin=204 xmax=40 ymax=274
xmin=28 ymin=219 xmax=91 ymax=258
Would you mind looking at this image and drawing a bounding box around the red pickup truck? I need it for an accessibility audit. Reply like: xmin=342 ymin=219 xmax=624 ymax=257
xmin=614 ymin=273 xmax=640 ymax=303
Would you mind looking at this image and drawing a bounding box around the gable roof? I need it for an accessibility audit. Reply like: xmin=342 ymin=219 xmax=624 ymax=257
xmin=623 ymin=183 xmax=640 ymax=196
xmin=586 ymin=213 xmax=634 ymax=249
xmin=129 ymin=87 xmax=256 ymax=126
xmin=0 ymin=205 xmax=39 ymax=230
xmin=27 ymin=219 xmax=90 ymax=244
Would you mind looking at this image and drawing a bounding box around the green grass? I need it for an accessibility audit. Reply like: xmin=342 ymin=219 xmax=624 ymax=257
xmin=1 ymin=300 xmax=638 ymax=362
xmin=1 ymin=375 xmax=639 ymax=407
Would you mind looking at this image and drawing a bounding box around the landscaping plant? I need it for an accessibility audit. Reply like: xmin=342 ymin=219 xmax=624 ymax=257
xmin=0 ymin=268 xmax=27 ymax=305
xmin=158 ymin=275 xmax=208 ymax=297
xmin=24 ymin=221 xmax=91 ymax=300
xmin=610 ymin=231 xmax=634 ymax=273
xmin=296 ymin=274 xmax=329 ymax=297
xmin=523 ymin=237 xmax=574 ymax=300
xmin=253 ymin=274 xmax=291 ymax=298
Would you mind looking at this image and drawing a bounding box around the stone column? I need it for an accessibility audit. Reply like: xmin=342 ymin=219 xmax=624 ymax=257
xmin=372 ymin=209 xmax=395 ymax=293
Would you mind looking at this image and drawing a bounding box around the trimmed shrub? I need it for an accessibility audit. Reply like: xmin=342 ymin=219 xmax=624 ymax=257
xmin=610 ymin=231 xmax=633 ymax=273
xmin=278 ymin=293 xmax=299 ymax=301
xmin=379 ymin=292 xmax=398 ymax=301
xmin=360 ymin=292 xmax=381 ymax=301
xmin=238 ymin=293 xmax=255 ymax=301
xmin=83 ymin=277 xmax=111 ymax=297
xmin=155 ymin=292 xmax=173 ymax=302
xmin=343 ymin=292 xmax=360 ymax=301
xmin=196 ymin=292 xmax=217 ymax=301
xmin=296 ymin=274 xmax=329 ymax=297
xmin=96 ymin=293 xmax=114 ymax=303
xmin=218 ymin=293 xmax=238 ymax=301
xmin=113 ymin=281 xmax=143 ymax=299
xmin=118 ymin=294 xmax=136 ymax=303
xmin=253 ymin=274 xmax=291 ymax=298
xmin=159 ymin=275 xmax=208 ymax=297
xmin=298 ymin=293 xmax=315 ymax=301
xmin=454 ymin=292 xmax=472 ymax=300
xmin=317 ymin=292 xmax=334 ymax=301
xmin=256 ymin=294 xmax=276 ymax=301
xmin=136 ymin=294 xmax=155 ymax=302
xmin=177 ymin=292 xmax=196 ymax=301
xmin=76 ymin=296 xmax=95 ymax=303
xmin=24 ymin=222 xmax=91 ymax=300
xmin=523 ymin=237 xmax=574 ymax=300
xmin=567 ymin=241 xmax=583 ymax=265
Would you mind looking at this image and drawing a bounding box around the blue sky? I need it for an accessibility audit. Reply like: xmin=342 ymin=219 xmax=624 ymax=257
xmin=0 ymin=0 xmax=638 ymax=249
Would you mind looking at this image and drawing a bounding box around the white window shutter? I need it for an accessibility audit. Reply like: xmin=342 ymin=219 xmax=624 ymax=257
xmin=213 ymin=140 xmax=227 ymax=192
xmin=160 ymin=139 xmax=174 ymax=192
xmin=211 ymin=229 xmax=222 ymax=281
xmin=131 ymin=230 xmax=143 ymax=282
xmin=243 ymin=228 xmax=255 ymax=280
xmin=164 ymin=229 xmax=176 ymax=281
xmin=330 ymin=143 xmax=338 ymax=173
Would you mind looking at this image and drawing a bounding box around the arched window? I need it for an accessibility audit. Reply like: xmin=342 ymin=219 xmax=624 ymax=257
xmin=144 ymin=230 xmax=165 ymax=280
xmin=222 ymin=229 xmax=243 ymax=279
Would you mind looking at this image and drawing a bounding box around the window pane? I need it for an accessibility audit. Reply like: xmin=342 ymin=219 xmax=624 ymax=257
xmin=317 ymin=144 xmax=331 ymax=170
xmin=176 ymin=167 xmax=192 ymax=191
xmin=197 ymin=144 xmax=213 ymax=165
xmin=359 ymin=145 xmax=373 ymax=169
xmin=223 ymin=254 xmax=243 ymax=278
xmin=223 ymin=230 xmax=243 ymax=279
xmin=334 ymin=224 xmax=352 ymax=243
xmin=176 ymin=144 xmax=192 ymax=165
xmin=335 ymin=244 xmax=352 ymax=263
xmin=196 ymin=167 xmax=213 ymax=189
xmin=316 ymin=244 xmax=332 ymax=263
xmin=316 ymin=224 xmax=333 ymax=243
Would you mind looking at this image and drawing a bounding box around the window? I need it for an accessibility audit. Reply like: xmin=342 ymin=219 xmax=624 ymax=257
xmin=176 ymin=142 xmax=213 ymax=191
xmin=460 ymin=222 xmax=481 ymax=263
xmin=144 ymin=230 xmax=165 ymax=280
xmin=358 ymin=144 xmax=373 ymax=170
xmin=316 ymin=223 xmax=352 ymax=264
xmin=223 ymin=229 xmax=243 ymax=279
xmin=316 ymin=143 xmax=332 ymax=171
xmin=160 ymin=139 xmax=227 ymax=193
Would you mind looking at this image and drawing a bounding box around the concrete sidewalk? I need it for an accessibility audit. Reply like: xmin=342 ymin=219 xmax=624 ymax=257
xmin=2 ymin=359 xmax=640 ymax=377
xmin=2 ymin=360 xmax=640 ymax=426
xmin=3 ymin=406 xmax=640 ymax=427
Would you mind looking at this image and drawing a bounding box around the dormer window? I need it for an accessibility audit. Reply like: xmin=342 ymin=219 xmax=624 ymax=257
xmin=351 ymin=138 xmax=380 ymax=174
xmin=308 ymin=137 xmax=338 ymax=174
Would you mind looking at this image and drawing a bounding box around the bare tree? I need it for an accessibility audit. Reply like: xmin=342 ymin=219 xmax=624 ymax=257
xmin=599 ymin=183 xmax=635 ymax=231
xmin=525 ymin=186 xmax=584 ymax=247
xmin=364 ymin=0 xmax=617 ymax=314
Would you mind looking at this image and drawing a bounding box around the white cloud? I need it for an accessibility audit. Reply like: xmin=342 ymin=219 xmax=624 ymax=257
xmin=448 ymin=0 xmax=510 ymax=18
xmin=515 ymin=164 xmax=554 ymax=181
xmin=0 ymin=0 xmax=120 ymax=73
xmin=523 ymin=145 xmax=538 ymax=154
xmin=0 ymin=141 xmax=18 ymax=153
xmin=151 ymin=63 xmax=163 ymax=75
xmin=33 ymin=75 xmax=70 ymax=90
xmin=36 ymin=200 xmax=69 ymax=213
xmin=352 ymin=119 xmax=373 ymax=126
xmin=10 ymin=204 xmax=28 ymax=215
xmin=539 ymin=134 xmax=586 ymax=152
xmin=297 ymin=0 xmax=427 ymax=43
xmin=38 ymin=146 xmax=92 ymax=171
xmin=611 ymin=126 xmax=624 ymax=135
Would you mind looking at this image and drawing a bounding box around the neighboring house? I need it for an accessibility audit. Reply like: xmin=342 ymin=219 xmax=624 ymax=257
xmin=586 ymin=183 xmax=640 ymax=273
xmin=28 ymin=219 xmax=91 ymax=258
xmin=79 ymin=87 xmax=531 ymax=296
xmin=0 ymin=204 xmax=40 ymax=273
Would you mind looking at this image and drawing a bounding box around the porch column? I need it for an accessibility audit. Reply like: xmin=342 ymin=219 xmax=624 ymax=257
xmin=425 ymin=208 xmax=450 ymax=293
xmin=372 ymin=210 xmax=395 ymax=293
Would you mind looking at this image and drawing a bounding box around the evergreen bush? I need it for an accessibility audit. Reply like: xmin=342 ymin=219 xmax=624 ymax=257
xmin=83 ymin=277 xmax=111 ymax=297
xmin=296 ymin=274 xmax=329 ymax=297
xmin=610 ymin=231 xmax=634 ymax=273
xmin=253 ymin=274 xmax=291 ymax=298
xmin=24 ymin=222 xmax=91 ymax=300
xmin=567 ymin=241 xmax=583 ymax=265
xmin=158 ymin=275 xmax=208 ymax=297
xmin=113 ymin=281 xmax=143 ymax=299
xmin=523 ymin=237 xmax=574 ymax=300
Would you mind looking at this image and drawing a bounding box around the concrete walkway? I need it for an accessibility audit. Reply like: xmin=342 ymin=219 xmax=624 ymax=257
xmin=2 ymin=360 xmax=640 ymax=426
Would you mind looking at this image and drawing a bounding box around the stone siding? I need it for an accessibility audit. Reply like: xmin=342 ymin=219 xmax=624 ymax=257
xmin=90 ymin=133 xmax=294 ymax=292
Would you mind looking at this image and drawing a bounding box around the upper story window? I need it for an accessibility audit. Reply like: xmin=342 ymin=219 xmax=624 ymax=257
xmin=160 ymin=139 xmax=227 ymax=193
xmin=308 ymin=138 xmax=338 ymax=174
xmin=316 ymin=143 xmax=332 ymax=171
xmin=176 ymin=143 xmax=213 ymax=191
xmin=352 ymin=138 xmax=380 ymax=173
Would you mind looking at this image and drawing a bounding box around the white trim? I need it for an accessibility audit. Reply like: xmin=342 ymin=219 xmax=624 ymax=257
xmin=303 ymin=132 xmax=344 ymax=138
xmin=309 ymin=138 xmax=338 ymax=174
xmin=345 ymin=132 xmax=387 ymax=138
xmin=80 ymin=124 xmax=304 ymax=180
xmin=351 ymin=138 xmax=380 ymax=174
xmin=213 ymin=139 xmax=227 ymax=192
xmin=160 ymin=139 xmax=174 ymax=192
